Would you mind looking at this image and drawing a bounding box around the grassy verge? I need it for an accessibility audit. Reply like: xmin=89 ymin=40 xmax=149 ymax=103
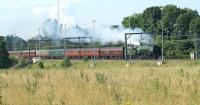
xmin=0 ymin=60 xmax=200 ymax=105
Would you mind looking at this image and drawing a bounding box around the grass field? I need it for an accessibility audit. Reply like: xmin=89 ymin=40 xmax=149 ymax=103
xmin=0 ymin=60 xmax=200 ymax=105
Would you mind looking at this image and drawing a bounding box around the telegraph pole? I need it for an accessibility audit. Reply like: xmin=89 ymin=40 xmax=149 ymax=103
xmin=38 ymin=28 xmax=41 ymax=58
xmin=161 ymin=7 xmax=164 ymax=62
xmin=35 ymin=36 xmax=37 ymax=58
xmin=129 ymin=16 xmax=132 ymax=61
xmin=58 ymin=0 xmax=60 ymax=25
xmin=162 ymin=24 xmax=164 ymax=61
xmin=92 ymin=20 xmax=96 ymax=62
xmin=64 ymin=24 xmax=67 ymax=52
xmin=21 ymin=38 xmax=22 ymax=51
xmin=14 ymin=34 xmax=16 ymax=51
xmin=39 ymin=28 xmax=41 ymax=50
xmin=125 ymin=34 xmax=127 ymax=60
xmin=21 ymin=37 xmax=23 ymax=56
xmin=195 ymin=32 xmax=198 ymax=59
xmin=57 ymin=0 xmax=60 ymax=50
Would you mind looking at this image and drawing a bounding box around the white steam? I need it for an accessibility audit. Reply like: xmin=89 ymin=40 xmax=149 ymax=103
xmin=41 ymin=19 xmax=154 ymax=46
xmin=32 ymin=0 xmax=154 ymax=48
xmin=32 ymin=0 xmax=77 ymax=25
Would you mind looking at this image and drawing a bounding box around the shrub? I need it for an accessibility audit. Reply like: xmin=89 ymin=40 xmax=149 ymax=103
xmin=61 ymin=57 xmax=71 ymax=68
xmin=9 ymin=57 xmax=18 ymax=66
xmin=82 ymin=56 xmax=89 ymax=62
xmin=15 ymin=57 xmax=29 ymax=68
xmin=0 ymin=36 xmax=13 ymax=69
xmin=38 ymin=61 xmax=44 ymax=69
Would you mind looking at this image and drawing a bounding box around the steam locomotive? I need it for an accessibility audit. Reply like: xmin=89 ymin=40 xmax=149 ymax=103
xmin=8 ymin=46 xmax=161 ymax=60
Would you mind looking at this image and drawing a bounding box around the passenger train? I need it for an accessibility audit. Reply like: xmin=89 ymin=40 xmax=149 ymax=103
xmin=8 ymin=46 xmax=161 ymax=60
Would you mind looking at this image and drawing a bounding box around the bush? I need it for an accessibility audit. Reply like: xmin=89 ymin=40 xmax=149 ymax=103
xmin=61 ymin=57 xmax=71 ymax=68
xmin=82 ymin=56 xmax=89 ymax=62
xmin=38 ymin=61 xmax=44 ymax=69
xmin=19 ymin=58 xmax=26 ymax=65
xmin=0 ymin=36 xmax=13 ymax=69
xmin=17 ymin=57 xmax=29 ymax=68
xmin=10 ymin=57 xmax=18 ymax=65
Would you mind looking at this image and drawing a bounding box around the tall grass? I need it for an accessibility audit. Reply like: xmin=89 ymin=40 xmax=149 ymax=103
xmin=0 ymin=60 xmax=200 ymax=105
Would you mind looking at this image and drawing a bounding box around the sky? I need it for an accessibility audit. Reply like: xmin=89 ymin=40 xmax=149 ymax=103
xmin=0 ymin=0 xmax=200 ymax=39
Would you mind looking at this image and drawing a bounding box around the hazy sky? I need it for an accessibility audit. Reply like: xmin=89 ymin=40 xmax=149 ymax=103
xmin=0 ymin=0 xmax=200 ymax=39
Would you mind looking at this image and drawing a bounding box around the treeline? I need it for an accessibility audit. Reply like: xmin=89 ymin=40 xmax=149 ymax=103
xmin=122 ymin=4 xmax=200 ymax=59
xmin=5 ymin=35 xmax=27 ymax=51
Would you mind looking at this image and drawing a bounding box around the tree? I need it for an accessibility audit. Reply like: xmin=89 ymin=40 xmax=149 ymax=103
xmin=174 ymin=8 xmax=199 ymax=36
xmin=110 ymin=25 xmax=120 ymax=30
xmin=142 ymin=6 xmax=161 ymax=33
xmin=0 ymin=36 xmax=12 ymax=68
xmin=161 ymin=5 xmax=181 ymax=35
xmin=190 ymin=17 xmax=200 ymax=34
xmin=122 ymin=13 xmax=143 ymax=29
xmin=5 ymin=35 xmax=27 ymax=51
xmin=121 ymin=5 xmax=200 ymax=59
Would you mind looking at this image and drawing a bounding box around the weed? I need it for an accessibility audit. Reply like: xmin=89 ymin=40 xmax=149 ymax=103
xmin=152 ymin=78 xmax=160 ymax=91
xmin=0 ymin=96 xmax=2 ymax=105
xmin=0 ymin=76 xmax=8 ymax=89
xmin=52 ymin=63 xmax=57 ymax=68
xmin=38 ymin=61 xmax=44 ymax=69
xmin=168 ymin=77 xmax=171 ymax=87
xmin=61 ymin=57 xmax=71 ymax=68
xmin=60 ymin=99 xmax=66 ymax=105
xmin=198 ymin=70 xmax=200 ymax=78
xmin=185 ymin=72 xmax=190 ymax=80
xmin=32 ymin=70 xmax=44 ymax=80
xmin=80 ymin=71 xmax=84 ymax=79
xmin=190 ymin=81 xmax=198 ymax=105
xmin=163 ymin=84 xmax=169 ymax=97
xmin=179 ymin=79 xmax=183 ymax=87
xmin=192 ymin=61 xmax=200 ymax=65
xmin=193 ymin=81 xmax=198 ymax=96
xmin=178 ymin=68 xmax=184 ymax=77
xmin=82 ymin=56 xmax=89 ymax=62
xmin=47 ymin=85 xmax=54 ymax=105
xmin=111 ymin=86 xmax=123 ymax=105
xmin=17 ymin=57 xmax=29 ymax=68
xmin=0 ymin=86 xmax=2 ymax=105
xmin=24 ymin=79 xmax=38 ymax=94
xmin=80 ymin=71 xmax=89 ymax=82
xmin=95 ymin=73 xmax=107 ymax=84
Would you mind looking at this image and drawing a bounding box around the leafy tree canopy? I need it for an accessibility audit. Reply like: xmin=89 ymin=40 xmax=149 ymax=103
xmin=0 ymin=36 xmax=12 ymax=68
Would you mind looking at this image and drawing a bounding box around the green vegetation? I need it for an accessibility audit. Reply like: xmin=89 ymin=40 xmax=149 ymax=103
xmin=0 ymin=60 xmax=200 ymax=105
xmin=61 ymin=57 xmax=71 ymax=68
xmin=82 ymin=56 xmax=89 ymax=62
xmin=38 ymin=61 xmax=44 ymax=69
xmin=16 ymin=57 xmax=29 ymax=68
xmin=5 ymin=35 xmax=27 ymax=51
xmin=0 ymin=36 xmax=14 ymax=69
xmin=122 ymin=4 xmax=200 ymax=59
